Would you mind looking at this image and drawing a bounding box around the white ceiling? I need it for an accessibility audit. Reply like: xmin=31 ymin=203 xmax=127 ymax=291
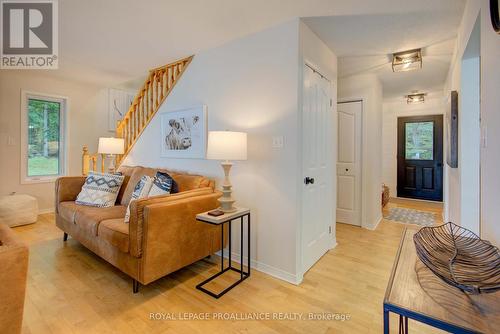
xmin=303 ymin=1 xmax=466 ymax=99
xmin=31 ymin=0 xmax=465 ymax=91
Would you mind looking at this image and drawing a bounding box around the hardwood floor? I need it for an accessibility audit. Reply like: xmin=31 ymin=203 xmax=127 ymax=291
xmin=12 ymin=200 xmax=445 ymax=334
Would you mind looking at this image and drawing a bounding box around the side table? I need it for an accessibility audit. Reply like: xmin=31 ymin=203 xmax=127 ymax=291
xmin=196 ymin=208 xmax=250 ymax=299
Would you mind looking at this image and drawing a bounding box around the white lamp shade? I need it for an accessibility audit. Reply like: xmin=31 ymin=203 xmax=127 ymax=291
xmin=206 ymin=131 xmax=247 ymax=161
xmin=98 ymin=137 xmax=124 ymax=155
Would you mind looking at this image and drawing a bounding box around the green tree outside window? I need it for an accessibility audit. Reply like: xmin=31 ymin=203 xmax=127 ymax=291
xmin=27 ymin=99 xmax=61 ymax=176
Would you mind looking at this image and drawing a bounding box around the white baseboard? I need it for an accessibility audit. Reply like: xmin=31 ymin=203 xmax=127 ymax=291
xmin=392 ymin=196 xmax=443 ymax=204
xmin=365 ymin=215 xmax=382 ymax=230
xmin=296 ymin=240 xmax=337 ymax=283
xmin=38 ymin=208 xmax=55 ymax=215
xmin=215 ymin=251 xmax=302 ymax=285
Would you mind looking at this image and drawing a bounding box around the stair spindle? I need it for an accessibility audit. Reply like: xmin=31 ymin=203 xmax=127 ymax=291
xmin=155 ymin=72 xmax=160 ymax=108
xmin=148 ymin=79 xmax=152 ymax=111
xmin=113 ymin=56 xmax=193 ymax=166
xmin=134 ymin=103 xmax=139 ymax=139
xmin=159 ymin=71 xmax=163 ymax=99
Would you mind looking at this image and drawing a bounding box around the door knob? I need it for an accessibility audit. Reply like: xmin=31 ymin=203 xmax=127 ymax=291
xmin=304 ymin=177 xmax=315 ymax=185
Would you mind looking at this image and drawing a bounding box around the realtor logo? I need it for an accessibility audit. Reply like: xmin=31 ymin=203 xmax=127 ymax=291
xmin=1 ymin=0 xmax=58 ymax=69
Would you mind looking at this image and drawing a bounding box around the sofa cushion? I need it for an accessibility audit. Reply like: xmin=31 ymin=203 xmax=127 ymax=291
xmin=98 ymin=219 xmax=129 ymax=253
xmin=58 ymin=201 xmax=126 ymax=235
xmin=58 ymin=201 xmax=78 ymax=223
xmin=115 ymin=165 xmax=136 ymax=205
xmin=169 ymin=173 xmax=212 ymax=192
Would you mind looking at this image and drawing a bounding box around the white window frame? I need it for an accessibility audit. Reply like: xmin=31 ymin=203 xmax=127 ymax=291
xmin=20 ymin=90 xmax=68 ymax=184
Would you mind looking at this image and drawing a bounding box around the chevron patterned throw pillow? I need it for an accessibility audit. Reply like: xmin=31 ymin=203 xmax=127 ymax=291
xmin=75 ymin=172 xmax=125 ymax=208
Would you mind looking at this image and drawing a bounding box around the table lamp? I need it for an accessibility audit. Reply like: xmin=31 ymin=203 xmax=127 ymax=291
xmin=207 ymin=131 xmax=247 ymax=212
xmin=98 ymin=137 xmax=124 ymax=173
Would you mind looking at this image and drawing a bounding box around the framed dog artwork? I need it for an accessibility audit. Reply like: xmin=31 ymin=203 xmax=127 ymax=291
xmin=160 ymin=106 xmax=207 ymax=159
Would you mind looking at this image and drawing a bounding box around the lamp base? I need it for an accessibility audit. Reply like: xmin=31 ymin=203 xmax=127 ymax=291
xmin=219 ymin=200 xmax=237 ymax=213
xmin=218 ymin=161 xmax=237 ymax=212
xmin=107 ymin=154 xmax=116 ymax=174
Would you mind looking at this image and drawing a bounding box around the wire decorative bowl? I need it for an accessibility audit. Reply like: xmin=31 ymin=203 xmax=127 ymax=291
xmin=413 ymin=222 xmax=500 ymax=294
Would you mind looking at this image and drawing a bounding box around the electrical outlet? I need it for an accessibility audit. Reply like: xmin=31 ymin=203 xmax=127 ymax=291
xmin=7 ymin=136 xmax=15 ymax=146
xmin=272 ymin=136 xmax=284 ymax=148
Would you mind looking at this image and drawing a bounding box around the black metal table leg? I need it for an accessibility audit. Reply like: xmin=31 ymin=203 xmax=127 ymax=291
xmin=220 ymin=222 xmax=224 ymax=271
xmin=247 ymin=214 xmax=251 ymax=276
xmin=240 ymin=216 xmax=244 ymax=280
xmin=229 ymin=219 xmax=231 ymax=268
xmin=196 ymin=213 xmax=251 ymax=299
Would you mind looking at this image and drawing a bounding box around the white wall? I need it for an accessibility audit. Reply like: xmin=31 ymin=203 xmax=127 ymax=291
xmin=444 ymin=0 xmax=500 ymax=245
xmin=338 ymin=74 xmax=383 ymax=229
xmin=382 ymin=96 xmax=445 ymax=198
xmin=0 ymin=71 xmax=113 ymax=211
xmin=124 ymin=20 xmax=295 ymax=283
xmin=124 ymin=19 xmax=337 ymax=284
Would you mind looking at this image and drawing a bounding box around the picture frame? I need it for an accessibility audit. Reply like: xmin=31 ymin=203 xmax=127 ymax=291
xmin=108 ymin=88 xmax=135 ymax=132
xmin=160 ymin=105 xmax=207 ymax=159
xmin=446 ymin=91 xmax=458 ymax=168
xmin=491 ymin=0 xmax=500 ymax=33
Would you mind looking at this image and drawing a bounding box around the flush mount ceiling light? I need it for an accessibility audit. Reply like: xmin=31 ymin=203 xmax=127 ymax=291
xmin=392 ymin=48 xmax=422 ymax=72
xmin=405 ymin=92 xmax=426 ymax=104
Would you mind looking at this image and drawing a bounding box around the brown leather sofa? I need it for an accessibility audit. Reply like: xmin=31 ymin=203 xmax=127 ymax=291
xmin=0 ymin=224 xmax=29 ymax=334
xmin=55 ymin=166 xmax=223 ymax=292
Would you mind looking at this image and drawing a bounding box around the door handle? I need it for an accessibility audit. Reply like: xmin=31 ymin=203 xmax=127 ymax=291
xmin=304 ymin=177 xmax=315 ymax=185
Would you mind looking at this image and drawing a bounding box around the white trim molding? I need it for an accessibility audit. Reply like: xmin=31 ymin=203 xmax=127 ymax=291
xmin=366 ymin=215 xmax=383 ymax=231
xmin=20 ymin=90 xmax=69 ymax=184
xmin=38 ymin=207 xmax=55 ymax=215
xmin=217 ymin=251 xmax=303 ymax=285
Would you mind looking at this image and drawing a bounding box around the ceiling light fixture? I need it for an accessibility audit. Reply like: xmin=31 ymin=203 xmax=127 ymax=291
xmin=405 ymin=92 xmax=426 ymax=104
xmin=392 ymin=48 xmax=422 ymax=72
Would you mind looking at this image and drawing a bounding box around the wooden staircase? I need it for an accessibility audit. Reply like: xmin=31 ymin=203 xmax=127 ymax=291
xmin=115 ymin=55 xmax=193 ymax=165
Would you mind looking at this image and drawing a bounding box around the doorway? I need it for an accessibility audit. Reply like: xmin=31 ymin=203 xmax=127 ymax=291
xmin=459 ymin=15 xmax=481 ymax=234
xmin=301 ymin=63 xmax=334 ymax=273
xmin=336 ymin=101 xmax=362 ymax=226
xmin=397 ymin=115 xmax=443 ymax=201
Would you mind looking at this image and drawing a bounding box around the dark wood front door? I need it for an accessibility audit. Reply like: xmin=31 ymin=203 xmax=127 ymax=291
xmin=397 ymin=115 xmax=443 ymax=201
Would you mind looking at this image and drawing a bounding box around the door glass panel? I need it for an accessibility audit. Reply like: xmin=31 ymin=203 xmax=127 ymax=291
xmin=405 ymin=121 xmax=433 ymax=160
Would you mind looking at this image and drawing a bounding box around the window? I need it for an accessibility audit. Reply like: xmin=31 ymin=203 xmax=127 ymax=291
xmin=21 ymin=91 xmax=67 ymax=183
xmin=405 ymin=121 xmax=434 ymax=160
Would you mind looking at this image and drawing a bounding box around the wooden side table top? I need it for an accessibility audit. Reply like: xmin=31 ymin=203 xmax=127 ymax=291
xmin=384 ymin=227 xmax=500 ymax=334
xmin=196 ymin=208 xmax=250 ymax=225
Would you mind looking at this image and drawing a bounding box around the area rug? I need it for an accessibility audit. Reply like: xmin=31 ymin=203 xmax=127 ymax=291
xmin=384 ymin=208 xmax=436 ymax=227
